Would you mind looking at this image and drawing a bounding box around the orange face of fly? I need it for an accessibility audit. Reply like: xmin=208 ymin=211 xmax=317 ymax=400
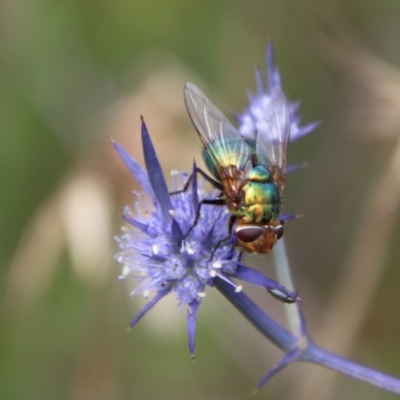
xmin=235 ymin=220 xmax=284 ymax=254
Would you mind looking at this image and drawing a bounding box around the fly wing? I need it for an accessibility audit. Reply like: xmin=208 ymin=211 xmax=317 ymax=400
xmin=255 ymin=85 xmax=290 ymax=193
xmin=184 ymin=82 xmax=252 ymax=190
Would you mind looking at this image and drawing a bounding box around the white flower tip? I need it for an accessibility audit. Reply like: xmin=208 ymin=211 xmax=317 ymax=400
xmin=121 ymin=265 xmax=130 ymax=277
xmin=185 ymin=244 xmax=194 ymax=255
xmin=197 ymin=292 xmax=206 ymax=298
xmin=169 ymin=209 xmax=175 ymax=216
xmin=235 ymin=285 xmax=243 ymax=293
xmin=212 ymin=261 xmax=222 ymax=269
xmin=209 ymin=270 xmax=217 ymax=278
xmin=143 ymin=290 xmax=150 ymax=299
xmin=152 ymin=244 xmax=159 ymax=255
xmin=170 ymin=170 xmax=179 ymax=177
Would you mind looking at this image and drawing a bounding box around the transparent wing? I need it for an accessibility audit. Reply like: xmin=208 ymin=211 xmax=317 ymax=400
xmin=255 ymin=85 xmax=290 ymax=193
xmin=184 ymin=82 xmax=252 ymax=173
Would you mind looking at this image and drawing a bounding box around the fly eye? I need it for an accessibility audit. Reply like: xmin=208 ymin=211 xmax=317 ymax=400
xmin=235 ymin=226 xmax=263 ymax=243
xmin=274 ymin=225 xmax=284 ymax=240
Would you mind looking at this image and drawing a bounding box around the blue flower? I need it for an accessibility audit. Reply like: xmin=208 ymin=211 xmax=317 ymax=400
xmin=114 ymin=118 xmax=295 ymax=356
xmin=237 ymin=42 xmax=319 ymax=143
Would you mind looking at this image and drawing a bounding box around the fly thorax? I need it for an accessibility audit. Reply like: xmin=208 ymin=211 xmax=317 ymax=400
xmin=241 ymin=166 xmax=280 ymax=222
xmin=248 ymin=204 xmax=267 ymax=223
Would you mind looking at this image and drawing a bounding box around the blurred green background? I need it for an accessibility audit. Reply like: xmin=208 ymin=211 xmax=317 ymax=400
xmin=2 ymin=0 xmax=400 ymax=399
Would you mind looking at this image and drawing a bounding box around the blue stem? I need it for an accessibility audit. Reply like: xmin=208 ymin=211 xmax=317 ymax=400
xmin=214 ymin=277 xmax=400 ymax=395
xmin=301 ymin=343 xmax=400 ymax=395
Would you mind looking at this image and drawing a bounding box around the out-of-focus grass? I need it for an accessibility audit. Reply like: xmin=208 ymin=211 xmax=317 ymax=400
xmin=2 ymin=1 xmax=400 ymax=399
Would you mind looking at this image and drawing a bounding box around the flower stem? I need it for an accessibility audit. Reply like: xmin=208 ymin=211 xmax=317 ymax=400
xmin=272 ymin=237 xmax=302 ymax=335
xmin=215 ymin=276 xmax=298 ymax=352
xmin=301 ymin=342 xmax=400 ymax=395
xmin=215 ymin=277 xmax=400 ymax=395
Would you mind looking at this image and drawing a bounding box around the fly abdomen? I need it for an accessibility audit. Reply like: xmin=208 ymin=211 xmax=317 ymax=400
xmin=202 ymin=138 xmax=249 ymax=180
xmin=247 ymin=165 xmax=271 ymax=182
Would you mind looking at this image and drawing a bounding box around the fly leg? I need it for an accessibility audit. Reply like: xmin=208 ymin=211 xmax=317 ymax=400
xmin=208 ymin=215 xmax=237 ymax=261
xmin=169 ymin=167 xmax=223 ymax=196
xmin=169 ymin=166 xmax=225 ymax=238
xmin=184 ymin=198 xmax=226 ymax=239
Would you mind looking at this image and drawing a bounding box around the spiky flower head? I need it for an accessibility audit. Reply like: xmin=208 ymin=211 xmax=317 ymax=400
xmin=114 ymin=118 xmax=295 ymax=356
xmin=237 ymin=42 xmax=319 ymax=142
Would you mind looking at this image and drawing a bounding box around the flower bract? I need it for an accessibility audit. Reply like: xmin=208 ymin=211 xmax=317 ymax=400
xmin=237 ymin=42 xmax=319 ymax=143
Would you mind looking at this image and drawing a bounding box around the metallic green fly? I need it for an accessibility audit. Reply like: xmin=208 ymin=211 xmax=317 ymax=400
xmin=183 ymin=82 xmax=291 ymax=254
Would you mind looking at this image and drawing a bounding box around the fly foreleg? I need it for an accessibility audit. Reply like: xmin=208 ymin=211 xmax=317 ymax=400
xmin=184 ymin=198 xmax=226 ymax=239
xmin=208 ymin=215 xmax=237 ymax=261
xmin=169 ymin=167 xmax=223 ymax=196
